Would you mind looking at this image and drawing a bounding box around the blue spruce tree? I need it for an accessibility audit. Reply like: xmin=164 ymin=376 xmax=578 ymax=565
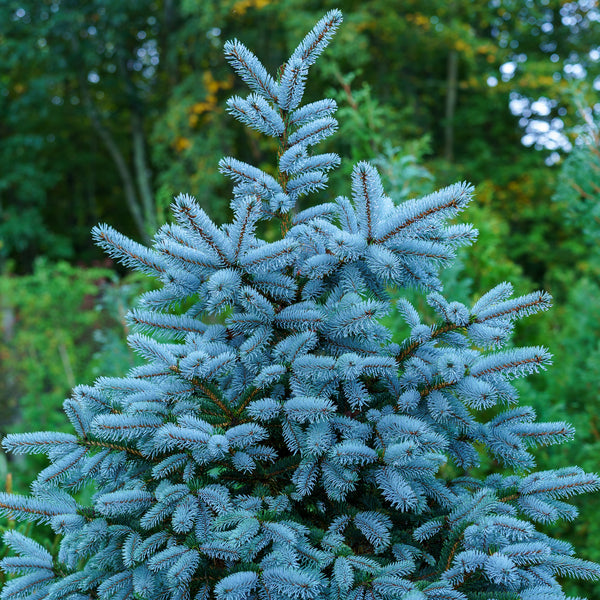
xmin=1 ymin=10 xmax=599 ymax=600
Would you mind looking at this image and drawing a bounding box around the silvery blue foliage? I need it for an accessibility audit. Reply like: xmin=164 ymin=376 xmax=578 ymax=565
xmin=1 ymin=9 xmax=599 ymax=600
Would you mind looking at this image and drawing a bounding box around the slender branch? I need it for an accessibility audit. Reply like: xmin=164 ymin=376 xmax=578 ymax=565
xmin=131 ymin=109 xmax=157 ymax=234
xmin=83 ymin=439 xmax=144 ymax=457
xmin=77 ymin=72 xmax=149 ymax=243
xmin=396 ymin=321 xmax=465 ymax=365
xmin=444 ymin=49 xmax=458 ymax=162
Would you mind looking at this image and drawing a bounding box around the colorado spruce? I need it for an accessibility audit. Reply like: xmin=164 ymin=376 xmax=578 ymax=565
xmin=1 ymin=10 xmax=599 ymax=600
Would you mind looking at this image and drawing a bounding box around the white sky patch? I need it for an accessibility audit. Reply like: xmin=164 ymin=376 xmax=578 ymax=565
xmin=511 ymin=92 xmax=572 ymax=155
xmin=564 ymin=63 xmax=587 ymax=79
xmin=531 ymin=99 xmax=552 ymax=116
xmin=509 ymin=97 xmax=529 ymax=115
xmin=500 ymin=61 xmax=517 ymax=81
xmin=529 ymin=120 xmax=550 ymax=134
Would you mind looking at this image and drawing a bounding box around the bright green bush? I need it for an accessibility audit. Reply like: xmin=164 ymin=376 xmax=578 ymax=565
xmin=0 ymin=260 xmax=150 ymax=492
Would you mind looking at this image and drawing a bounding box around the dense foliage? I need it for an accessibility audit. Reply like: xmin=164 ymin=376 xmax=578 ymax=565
xmin=1 ymin=12 xmax=599 ymax=600
xmin=2 ymin=1 xmax=599 ymax=272
xmin=0 ymin=262 xmax=150 ymax=491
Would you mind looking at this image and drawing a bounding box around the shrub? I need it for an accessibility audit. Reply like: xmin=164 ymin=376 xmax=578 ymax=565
xmin=1 ymin=11 xmax=598 ymax=600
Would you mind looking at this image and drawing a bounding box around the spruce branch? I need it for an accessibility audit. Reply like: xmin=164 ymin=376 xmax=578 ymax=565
xmin=1 ymin=10 xmax=597 ymax=600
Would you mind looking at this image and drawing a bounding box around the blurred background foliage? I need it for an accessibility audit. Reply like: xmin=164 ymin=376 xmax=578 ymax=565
xmin=0 ymin=0 xmax=599 ymax=594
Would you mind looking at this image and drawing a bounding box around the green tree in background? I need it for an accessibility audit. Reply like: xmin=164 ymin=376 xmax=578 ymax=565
xmin=0 ymin=261 xmax=150 ymax=491
xmin=522 ymin=99 xmax=600 ymax=596
xmin=2 ymin=0 xmax=599 ymax=275
xmin=553 ymin=99 xmax=600 ymax=272
xmin=1 ymin=0 xmax=176 ymax=267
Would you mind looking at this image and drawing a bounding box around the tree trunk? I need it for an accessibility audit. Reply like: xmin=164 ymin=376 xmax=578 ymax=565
xmin=444 ymin=49 xmax=458 ymax=163
xmin=71 ymin=32 xmax=153 ymax=244
xmin=85 ymin=98 xmax=150 ymax=244
xmin=132 ymin=109 xmax=157 ymax=235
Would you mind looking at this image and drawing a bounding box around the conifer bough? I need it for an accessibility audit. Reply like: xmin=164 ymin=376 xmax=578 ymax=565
xmin=2 ymin=10 xmax=599 ymax=600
